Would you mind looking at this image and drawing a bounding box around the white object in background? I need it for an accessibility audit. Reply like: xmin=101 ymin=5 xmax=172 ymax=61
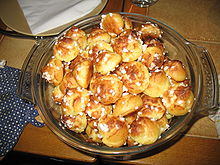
xmin=0 ymin=60 xmax=7 ymax=68
xmin=17 ymin=0 xmax=101 ymax=35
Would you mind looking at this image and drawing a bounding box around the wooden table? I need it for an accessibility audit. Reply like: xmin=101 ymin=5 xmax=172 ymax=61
xmin=1 ymin=0 xmax=220 ymax=164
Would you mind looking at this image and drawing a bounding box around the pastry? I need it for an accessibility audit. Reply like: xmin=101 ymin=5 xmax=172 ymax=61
xmin=163 ymin=59 xmax=187 ymax=82
xmin=130 ymin=117 xmax=160 ymax=145
xmin=113 ymin=94 xmax=143 ymax=117
xmin=141 ymin=45 xmax=164 ymax=71
xmin=101 ymin=13 xmax=124 ymax=36
xmin=52 ymin=85 xmax=65 ymax=104
xmin=53 ymin=37 xmax=80 ymax=62
xmin=41 ymin=58 xmax=64 ymax=86
xmin=86 ymin=40 xmax=114 ymax=63
xmin=156 ymin=115 xmax=169 ymax=134
xmin=117 ymin=61 xmax=150 ymax=94
xmin=123 ymin=16 xmax=133 ymax=30
xmin=59 ymin=72 xmax=79 ymax=92
xmin=162 ymin=82 xmax=194 ymax=116
xmin=112 ymin=30 xmax=143 ymax=62
xmin=124 ymin=112 xmax=137 ymax=125
xmin=98 ymin=115 xmax=128 ymax=147
xmin=144 ymin=70 xmax=170 ymax=97
xmin=72 ymin=59 xmax=93 ymax=88
xmin=86 ymin=119 xmax=102 ymax=143
xmin=136 ymin=22 xmax=162 ymax=39
xmin=87 ymin=28 xmax=111 ymax=44
xmin=61 ymin=87 xmax=90 ymax=116
xmin=52 ymin=72 xmax=79 ymax=104
xmin=138 ymin=95 xmax=166 ymax=121
xmin=85 ymin=96 xmax=112 ymax=119
xmin=65 ymin=26 xmax=87 ymax=49
xmin=94 ymin=51 xmax=121 ymax=74
xmin=90 ymin=74 xmax=123 ymax=104
xmin=61 ymin=112 xmax=87 ymax=133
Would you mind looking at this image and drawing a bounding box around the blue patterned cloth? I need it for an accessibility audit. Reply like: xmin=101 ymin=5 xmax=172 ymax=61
xmin=0 ymin=66 xmax=44 ymax=156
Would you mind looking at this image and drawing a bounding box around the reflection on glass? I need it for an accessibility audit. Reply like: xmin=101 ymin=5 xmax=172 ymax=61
xmin=131 ymin=0 xmax=159 ymax=8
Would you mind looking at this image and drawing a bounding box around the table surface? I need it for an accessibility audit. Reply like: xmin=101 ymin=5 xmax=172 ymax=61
xmin=0 ymin=0 xmax=220 ymax=164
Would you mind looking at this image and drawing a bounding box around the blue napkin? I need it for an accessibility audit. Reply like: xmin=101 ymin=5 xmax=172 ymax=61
xmin=0 ymin=66 xmax=44 ymax=157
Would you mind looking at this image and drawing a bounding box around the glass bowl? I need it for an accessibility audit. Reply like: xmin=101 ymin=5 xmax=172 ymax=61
xmin=18 ymin=12 xmax=219 ymax=159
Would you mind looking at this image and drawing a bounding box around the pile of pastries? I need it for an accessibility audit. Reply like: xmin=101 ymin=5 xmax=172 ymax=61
xmin=41 ymin=13 xmax=194 ymax=148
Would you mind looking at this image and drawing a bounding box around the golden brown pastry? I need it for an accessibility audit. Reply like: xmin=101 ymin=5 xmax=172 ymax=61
xmin=69 ymin=54 xmax=86 ymax=69
xmin=117 ymin=61 xmax=150 ymax=94
xmin=155 ymin=115 xmax=169 ymax=134
xmin=165 ymin=111 xmax=174 ymax=119
xmin=144 ymin=71 xmax=170 ymax=97
xmin=138 ymin=95 xmax=166 ymax=121
xmin=113 ymin=94 xmax=143 ymax=117
xmin=65 ymin=26 xmax=87 ymax=49
xmin=119 ymin=29 xmax=139 ymax=39
xmin=60 ymin=72 xmax=79 ymax=91
xmin=163 ymin=59 xmax=187 ymax=82
xmin=61 ymin=112 xmax=87 ymax=133
xmin=162 ymin=83 xmax=194 ymax=116
xmin=127 ymin=136 xmax=137 ymax=146
xmin=53 ymin=37 xmax=80 ymax=62
xmin=52 ymin=85 xmax=65 ymax=104
xmin=142 ymin=36 xmax=163 ymax=47
xmin=85 ymin=119 xmax=102 ymax=143
xmin=98 ymin=115 xmax=128 ymax=147
xmin=90 ymin=74 xmax=123 ymax=104
xmin=72 ymin=59 xmax=93 ymax=88
xmin=123 ymin=16 xmax=133 ymax=30
xmin=87 ymin=28 xmax=111 ymax=44
xmin=61 ymin=87 xmax=90 ymax=116
xmin=85 ymin=97 xmax=112 ymax=119
xmin=52 ymin=71 xmax=80 ymax=104
xmin=78 ymin=50 xmax=90 ymax=60
xmin=86 ymin=40 xmax=114 ymax=63
xmin=101 ymin=13 xmax=124 ymax=36
xmin=136 ymin=22 xmax=162 ymax=39
xmin=130 ymin=117 xmax=160 ymax=145
xmin=112 ymin=31 xmax=142 ymax=62
xmin=124 ymin=112 xmax=137 ymax=125
xmin=94 ymin=51 xmax=121 ymax=74
xmin=90 ymin=40 xmax=114 ymax=52
xmin=141 ymin=45 xmax=164 ymax=71
xmin=41 ymin=58 xmax=64 ymax=86
xmin=63 ymin=61 xmax=72 ymax=74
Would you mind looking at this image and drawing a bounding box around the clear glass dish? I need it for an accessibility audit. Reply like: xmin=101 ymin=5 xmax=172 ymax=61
xmin=18 ymin=12 xmax=219 ymax=159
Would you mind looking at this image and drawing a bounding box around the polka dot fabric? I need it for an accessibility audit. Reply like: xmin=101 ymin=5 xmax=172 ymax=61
xmin=0 ymin=66 xmax=44 ymax=156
